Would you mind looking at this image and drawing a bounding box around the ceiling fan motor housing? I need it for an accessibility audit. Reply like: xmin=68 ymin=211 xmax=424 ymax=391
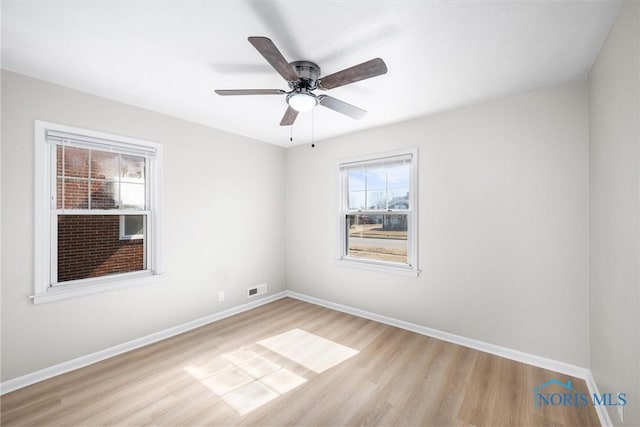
xmin=289 ymin=61 xmax=321 ymax=89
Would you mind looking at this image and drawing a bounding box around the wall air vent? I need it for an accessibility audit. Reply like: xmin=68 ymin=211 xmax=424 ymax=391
xmin=247 ymin=283 xmax=267 ymax=298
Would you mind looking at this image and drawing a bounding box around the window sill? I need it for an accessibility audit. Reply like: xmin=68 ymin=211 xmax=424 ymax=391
xmin=32 ymin=272 xmax=166 ymax=304
xmin=335 ymin=258 xmax=420 ymax=277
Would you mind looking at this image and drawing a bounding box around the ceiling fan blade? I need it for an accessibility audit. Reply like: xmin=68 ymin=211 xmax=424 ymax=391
xmin=248 ymin=36 xmax=299 ymax=82
xmin=215 ymin=89 xmax=285 ymax=96
xmin=280 ymin=106 xmax=299 ymax=126
xmin=318 ymin=95 xmax=367 ymax=119
xmin=318 ymin=58 xmax=388 ymax=90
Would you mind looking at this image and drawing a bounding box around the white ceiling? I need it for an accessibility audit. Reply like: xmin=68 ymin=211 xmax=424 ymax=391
xmin=1 ymin=1 xmax=621 ymax=147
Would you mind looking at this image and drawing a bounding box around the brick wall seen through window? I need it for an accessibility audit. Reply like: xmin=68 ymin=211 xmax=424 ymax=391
xmin=57 ymin=215 xmax=144 ymax=282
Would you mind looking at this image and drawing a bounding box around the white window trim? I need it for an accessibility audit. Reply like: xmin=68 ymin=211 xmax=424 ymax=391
xmin=33 ymin=120 xmax=164 ymax=304
xmin=335 ymin=147 xmax=420 ymax=277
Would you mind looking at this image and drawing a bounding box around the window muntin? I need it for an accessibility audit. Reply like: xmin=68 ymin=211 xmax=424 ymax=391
xmin=57 ymin=146 xmax=146 ymax=210
xmin=346 ymin=158 xmax=410 ymax=212
xmin=339 ymin=151 xmax=417 ymax=272
xmin=34 ymin=121 xmax=162 ymax=302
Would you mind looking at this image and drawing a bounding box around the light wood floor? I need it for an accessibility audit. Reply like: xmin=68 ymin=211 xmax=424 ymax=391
xmin=1 ymin=297 xmax=600 ymax=426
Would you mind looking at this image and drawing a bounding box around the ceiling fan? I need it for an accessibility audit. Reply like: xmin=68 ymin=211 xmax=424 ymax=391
xmin=215 ymin=36 xmax=388 ymax=126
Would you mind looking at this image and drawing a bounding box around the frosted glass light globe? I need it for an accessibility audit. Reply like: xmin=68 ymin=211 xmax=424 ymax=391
xmin=287 ymin=92 xmax=317 ymax=112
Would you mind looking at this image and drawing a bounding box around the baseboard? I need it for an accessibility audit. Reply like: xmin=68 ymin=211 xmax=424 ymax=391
xmin=0 ymin=291 xmax=287 ymax=395
xmin=3 ymin=288 xmax=609 ymax=427
xmin=286 ymin=290 xmax=620 ymax=426
xmin=285 ymin=290 xmax=590 ymax=380
xmin=585 ymin=371 xmax=614 ymax=427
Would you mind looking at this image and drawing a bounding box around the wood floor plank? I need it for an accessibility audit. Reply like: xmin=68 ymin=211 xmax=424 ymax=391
xmin=0 ymin=298 xmax=600 ymax=426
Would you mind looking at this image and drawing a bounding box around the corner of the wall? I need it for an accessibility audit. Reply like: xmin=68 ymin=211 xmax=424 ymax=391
xmin=585 ymin=371 xmax=614 ymax=427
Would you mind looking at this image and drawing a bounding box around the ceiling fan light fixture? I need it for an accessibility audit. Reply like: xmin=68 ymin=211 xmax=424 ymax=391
xmin=287 ymin=92 xmax=317 ymax=112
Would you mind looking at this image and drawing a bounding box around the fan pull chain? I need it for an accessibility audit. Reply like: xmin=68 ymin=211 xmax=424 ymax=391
xmin=311 ymin=108 xmax=316 ymax=148
xmin=290 ymin=125 xmax=293 ymax=143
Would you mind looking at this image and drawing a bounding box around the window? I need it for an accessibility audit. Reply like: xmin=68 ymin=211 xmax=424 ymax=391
xmin=34 ymin=121 xmax=163 ymax=303
xmin=120 ymin=215 xmax=144 ymax=240
xmin=338 ymin=149 xmax=418 ymax=275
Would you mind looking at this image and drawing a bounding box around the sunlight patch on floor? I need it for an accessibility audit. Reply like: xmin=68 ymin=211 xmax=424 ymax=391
xmin=184 ymin=328 xmax=358 ymax=416
xmin=257 ymin=328 xmax=359 ymax=374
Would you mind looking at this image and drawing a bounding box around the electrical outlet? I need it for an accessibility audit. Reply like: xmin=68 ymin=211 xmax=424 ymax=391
xmin=218 ymin=291 xmax=224 ymax=302
xmin=618 ymin=404 xmax=624 ymax=423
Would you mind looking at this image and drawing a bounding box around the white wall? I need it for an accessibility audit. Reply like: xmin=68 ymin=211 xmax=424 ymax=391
xmin=286 ymin=81 xmax=590 ymax=366
xmin=588 ymin=1 xmax=640 ymax=425
xmin=0 ymin=70 xmax=286 ymax=381
xmin=3 ymin=59 xmax=622 ymax=387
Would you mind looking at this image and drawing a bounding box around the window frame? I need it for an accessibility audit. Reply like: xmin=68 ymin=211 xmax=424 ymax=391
xmin=34 ymin=120 xmax=164 ymax=304
xmin=336 ymin=148 xmax=419 ymax=276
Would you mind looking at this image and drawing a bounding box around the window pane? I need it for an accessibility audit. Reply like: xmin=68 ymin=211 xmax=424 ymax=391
xmin=347 ymin=168 xmax=365 ymax=191
xmin=121 ymin=154 xmax=145 ymax=180
xmin=57 ymin=215 xmax=145 ymax=282
xmin=56 ymin=178 xmax=63 ymax=209
xmin=91 ymin=151 xmax=119 ymax=180
xmin=56 ymin=146 xmax=63 ymax=177
xmin=120 ymin=183 xmax=145 ymax=209
xmin=386 ymin=162 xmax=410 ymax=188
xmin=91 ymin=180 xmax=118 ymax=209
xmin=346 ymin=213 xmax=408 ymax=264
xmin=61 ymin=146 xmax=89 ymax=178
xmin=62 ymin=179 xmax=89 ymax=209
xmin=366 ymin=190 xmax=388 ymax=210
xmin=348 ymin=191 xmax=366 ymax=211
xmin=366 ymin=167 xmax=386 ymax=190
xmin=387 ymin=188 xmax=410 ymax=210
xmin=120 ymin=154 xmax=146 ymax=210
